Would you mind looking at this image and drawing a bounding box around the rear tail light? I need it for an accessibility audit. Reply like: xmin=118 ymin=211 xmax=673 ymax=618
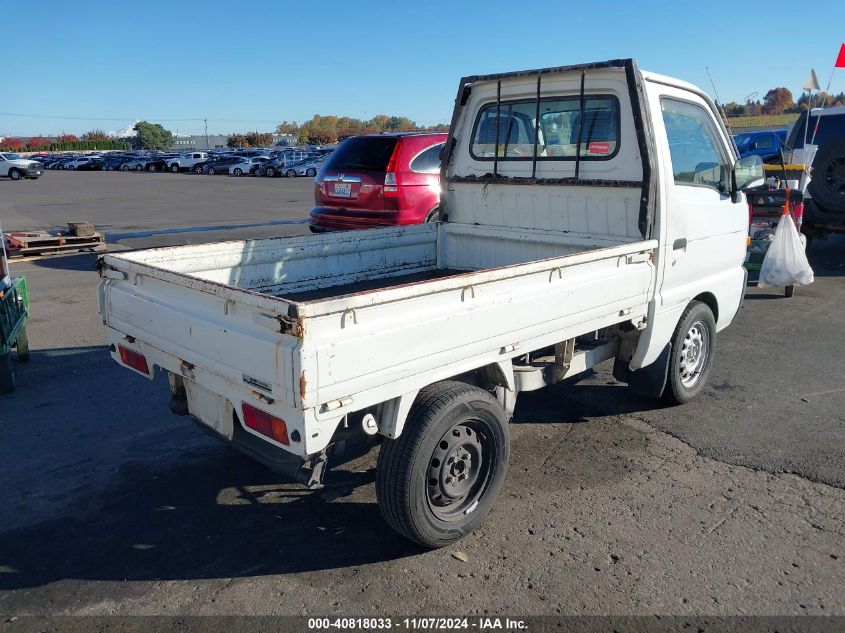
xmin=383 ymin=171 xmax=399 ymax=196
xmin=242 ymin=403 xmax=289 ymax=445
xmin=118 ymin=345 xmax=149 ymax=375
xmin=383 ymin=141 xmax=402 ymax=198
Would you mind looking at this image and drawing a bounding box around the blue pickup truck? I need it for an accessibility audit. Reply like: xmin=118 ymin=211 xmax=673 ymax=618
xmin=733 ymin=129 xmax=787 ymax=162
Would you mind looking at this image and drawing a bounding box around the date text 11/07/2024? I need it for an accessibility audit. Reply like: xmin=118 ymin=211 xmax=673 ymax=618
xmin=307 ymin=617 xmax=528 ymax=630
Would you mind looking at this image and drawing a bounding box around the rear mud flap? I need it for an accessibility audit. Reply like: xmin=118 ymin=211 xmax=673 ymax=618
xmin=613 ymin=343 xmax=670 ymax=399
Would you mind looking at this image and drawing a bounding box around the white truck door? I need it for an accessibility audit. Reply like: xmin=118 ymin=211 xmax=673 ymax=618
xmin=649 ymin=85 xmax=747 ymax=331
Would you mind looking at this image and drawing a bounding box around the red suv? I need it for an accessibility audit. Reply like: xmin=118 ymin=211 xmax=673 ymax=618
xmin=309 ymin=132 xmax=447 ymax=231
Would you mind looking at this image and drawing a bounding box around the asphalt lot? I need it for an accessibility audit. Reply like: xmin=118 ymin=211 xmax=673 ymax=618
xmin=0 ymin=172 xmax=843 ymax=618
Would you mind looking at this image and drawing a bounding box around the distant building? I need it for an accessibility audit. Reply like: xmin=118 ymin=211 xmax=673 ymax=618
xmin=273 ymin=133 xmax=298 ymax=147
xmin=169 ymin=134 xmax=229 ymax=150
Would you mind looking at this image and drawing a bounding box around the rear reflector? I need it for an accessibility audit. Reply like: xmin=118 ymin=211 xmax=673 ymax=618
xmin=118 ymin=345 xmax=149 ymax=375
xmin=242 ymin=403 xmax=289 ymax=445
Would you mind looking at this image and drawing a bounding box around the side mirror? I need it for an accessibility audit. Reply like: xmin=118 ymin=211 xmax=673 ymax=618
xmin=732 ymin=155 xmax=764 ymax=200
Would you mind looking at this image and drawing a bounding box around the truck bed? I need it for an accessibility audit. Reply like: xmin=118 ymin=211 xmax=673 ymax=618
xmin=100 ymin=222 xmax=656 ymax=455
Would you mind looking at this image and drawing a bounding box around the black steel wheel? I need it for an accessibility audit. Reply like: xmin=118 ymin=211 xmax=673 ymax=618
xmin=662 ymin=300 xmax=716 ymax=405
xmin=0 ymin=353 xmax=16 ymax=394
xmin=376 ymin=381 xmax=509 ymax=548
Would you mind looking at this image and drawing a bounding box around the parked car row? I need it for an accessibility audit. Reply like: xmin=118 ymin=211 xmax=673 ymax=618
xmin=26 ymin=147 xmax=336 ymax=178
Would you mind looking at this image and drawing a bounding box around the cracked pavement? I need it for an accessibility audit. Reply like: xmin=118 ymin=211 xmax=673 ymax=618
xmin=0 ymin=172 xmax=843 ymax=617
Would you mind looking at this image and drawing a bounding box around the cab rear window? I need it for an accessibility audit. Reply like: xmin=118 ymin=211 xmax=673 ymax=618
xmin=470 ymin=95 xmax=619 ymax=161
xmin=324 ymin=137 xmax=398 ymax=172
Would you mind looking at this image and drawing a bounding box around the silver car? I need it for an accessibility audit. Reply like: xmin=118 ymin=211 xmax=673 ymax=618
xmin=282 ymin=154 xmax=329 ymax=178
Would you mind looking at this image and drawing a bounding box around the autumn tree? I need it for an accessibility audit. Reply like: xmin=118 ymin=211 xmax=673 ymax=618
xmin=57 ymin=133 xmax=78 ymax=142
xmin=763 ymin=87 xmax=795 ymax=114
xmin=26 ymin=136 xmax=51 ymax=150
xmin=0 ymin=138 xmax=24 ymax=151
xmin=82 ymin=129 xmax=110 ymax=141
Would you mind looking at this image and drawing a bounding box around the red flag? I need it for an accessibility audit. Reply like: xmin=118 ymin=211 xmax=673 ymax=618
xmin=836 ymin=43 xmax=845 ymax=68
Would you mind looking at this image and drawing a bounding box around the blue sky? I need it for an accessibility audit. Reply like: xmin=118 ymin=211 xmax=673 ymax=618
xmin=3 ymin=0 xmax=844 ymax=137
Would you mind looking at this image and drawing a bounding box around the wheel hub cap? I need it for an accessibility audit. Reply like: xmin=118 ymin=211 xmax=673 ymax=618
xmin=427 ymin=423 xmax=483 ymax=513
xmin=679 ymin=321 xmax=709 ymax=388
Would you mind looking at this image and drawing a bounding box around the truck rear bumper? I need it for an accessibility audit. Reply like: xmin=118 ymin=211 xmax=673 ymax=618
xmin=102 ymin=325 xmax=340 ymax=459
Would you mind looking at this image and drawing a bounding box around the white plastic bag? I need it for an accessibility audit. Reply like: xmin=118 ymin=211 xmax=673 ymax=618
xmin=758 ymin=213 xmax=814 ymax=288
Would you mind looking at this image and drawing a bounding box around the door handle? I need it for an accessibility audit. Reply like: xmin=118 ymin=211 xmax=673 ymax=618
xmin=673 ymin=238 xmax=687 ymax=250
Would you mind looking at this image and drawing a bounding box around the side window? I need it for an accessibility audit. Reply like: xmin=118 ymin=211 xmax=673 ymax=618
xmin=661 ymin=98 xmax=730 ymax=194
xmin=410 ymin=143 xmax=445 ymax=173
xmin=470 ymin=95 xmax=619 ymax=161
xmin=754 ymin=134 xmax=774 ymax=150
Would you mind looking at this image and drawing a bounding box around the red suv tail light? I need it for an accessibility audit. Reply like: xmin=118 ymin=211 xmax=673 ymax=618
xmin=118 ymin=345 xmax=149 ymax=375
xmin=241 ymin=403 xmax=289 ymax=445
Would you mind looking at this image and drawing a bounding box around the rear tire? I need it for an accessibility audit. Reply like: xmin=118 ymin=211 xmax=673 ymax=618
xmin=306 ymin=168 xmax=317 ymax=177
xmin=121 ymin=165 xmax=130 ymax=171
xmin=208 ymin=167 xmax=217 ymax=175
xmin=425 ymin=207 xmax=441 ymax=223
xmin=376 ymin=381 xmax=510 ymax=548
xmin=0 ymin=353 xmax=16 ymax=394
xmin=285 ymin=169 xmax=297 ymax=178
xmin=785 ymin=285 xmax=795 ymax=298
xmin=662 ymin=301 xmax=716 ymax=405
xmin=266 ymin=167 xmax=276 ymax=177
xmin=233 ymin=168 xmax=243 ymax=176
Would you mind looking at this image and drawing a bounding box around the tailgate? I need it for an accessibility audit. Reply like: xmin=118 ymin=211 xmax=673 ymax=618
xmin=99 ymin=256 xmax=301 ymax=407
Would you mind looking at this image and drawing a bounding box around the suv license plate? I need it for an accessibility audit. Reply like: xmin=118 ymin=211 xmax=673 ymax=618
xmin=333 ymin=183 xmax=352 ymax=197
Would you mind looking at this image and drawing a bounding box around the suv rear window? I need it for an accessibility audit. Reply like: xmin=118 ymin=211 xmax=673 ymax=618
xmin=324 ymin=136 xmax=398 ymax=172
xmin=788 ymin=111 xmax=845 ymax=149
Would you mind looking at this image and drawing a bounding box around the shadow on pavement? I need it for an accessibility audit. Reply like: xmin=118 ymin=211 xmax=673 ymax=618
xmin=27 ymin=252 xmax=101 ymax=271
xmin=0 ymin=440 xmax=417 ymax=590
xmin=0 ymin=346 xmax=420 ymax=590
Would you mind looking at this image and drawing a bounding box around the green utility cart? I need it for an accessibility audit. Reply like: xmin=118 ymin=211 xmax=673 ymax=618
xmin=0 ymin=277 xmax=30 ymax=392
xmin=1 ymin=226 xmax=30 ymax=393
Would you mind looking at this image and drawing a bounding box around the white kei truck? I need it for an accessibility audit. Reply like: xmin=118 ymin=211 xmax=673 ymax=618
xmin=98 ymin=59 xmax=763 ymax=547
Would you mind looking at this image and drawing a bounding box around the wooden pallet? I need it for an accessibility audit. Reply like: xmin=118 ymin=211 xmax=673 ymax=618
xmin=5 ymin=230 xmax=106 ymax=256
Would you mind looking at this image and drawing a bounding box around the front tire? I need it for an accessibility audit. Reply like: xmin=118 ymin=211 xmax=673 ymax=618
xmin=171 ymin=164 xmax=180 ymax=173
xmin=376 ymin=381 xmax=510 ymax=548
xmin=266 ymin=167 xmax=276 ymax=177
xmin=233 ymin=168 xmax=243 ymax=176
xmin=208 ymin=167 xmax=217 ymax=175
xmin=285 ymin=169 xmax=297 ymax=178
xmin=662 ymin=301 xmax=716 ymax=405
xmin=8 ymin=168 xmax=20 ymax=181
